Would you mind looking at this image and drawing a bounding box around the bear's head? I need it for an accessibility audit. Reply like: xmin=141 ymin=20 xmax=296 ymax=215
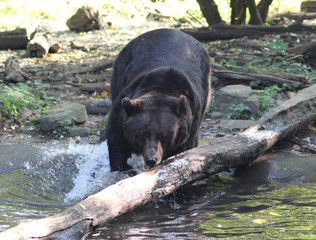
xmin=121 ymin=94 xmax=192 ymax=168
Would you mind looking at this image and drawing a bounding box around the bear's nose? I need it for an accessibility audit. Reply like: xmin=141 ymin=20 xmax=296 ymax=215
xmin=145 ymin=157 xmax=157 ymax=168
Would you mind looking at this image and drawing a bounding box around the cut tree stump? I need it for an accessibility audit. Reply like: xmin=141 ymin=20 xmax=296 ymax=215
xmin=181 ymin=24 xmax=316 ymax=41
xmin=1 ymin=84 xmax=316 ymax=240
xmin=27 ymin=32 xmax=52 ymax=58
xmin=0 ymin=28 xmax=28 ymax=50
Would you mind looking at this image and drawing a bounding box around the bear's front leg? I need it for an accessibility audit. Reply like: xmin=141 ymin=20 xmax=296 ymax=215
xmin=108 ymin=141 xmax=132 ymax=171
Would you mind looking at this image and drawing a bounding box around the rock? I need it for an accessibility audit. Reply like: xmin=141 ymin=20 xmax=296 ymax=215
xmin=40 ymin=103 xmax=88 ymax=132
xmin=80 ymin=99 xmax=111 ymax=114
xmin=19 ymin=107 xmax=36 ymax=121
xmin=211 ymin=85 xmax=260 ymax=119
xmin=4 ymin=56 xmax=28 ymax=82
xmin=66 ymin=5 xmax=105 ymax=32
xmin=20 ymin=126 xmax=37 ymax=136
xmin=219 ymin=119 xmax=256 ymax=130
xmin=69 ymin=127 xmax=90 ymax=137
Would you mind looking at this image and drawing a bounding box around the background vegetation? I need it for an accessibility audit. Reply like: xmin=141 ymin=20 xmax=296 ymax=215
xmin=0 ymin=0 xmax=304 ymax=31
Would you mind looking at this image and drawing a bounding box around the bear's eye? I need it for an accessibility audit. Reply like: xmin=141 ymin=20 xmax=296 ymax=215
xmin=156 ymin=133 xmax=164 ymax=140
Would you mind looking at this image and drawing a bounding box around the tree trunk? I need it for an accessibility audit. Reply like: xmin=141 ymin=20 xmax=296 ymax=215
xmin=247 ymin=0 xmax=263 ymax=25
xmin=255 ymin=0 xmax=273 ymax=23
xmin=196 ymin=0 xmax=223 ymax=26
xmin=0 ymin=28 xmax=28 ymax=50
xmin=231 ymin=0 xmax=247 ymax=25
xmin=1 ymin=84 xmax=316 ymax=240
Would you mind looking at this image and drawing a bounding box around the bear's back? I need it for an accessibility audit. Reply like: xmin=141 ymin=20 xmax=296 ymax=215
xmin=110 ymin=28 xmax=210 ymax=102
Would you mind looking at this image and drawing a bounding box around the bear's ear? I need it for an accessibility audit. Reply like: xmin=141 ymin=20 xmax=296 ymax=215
xmin=122 ymin=97 xmax=142 ymax=114
xmin=174 ymin=95 xmax=190 ymax=116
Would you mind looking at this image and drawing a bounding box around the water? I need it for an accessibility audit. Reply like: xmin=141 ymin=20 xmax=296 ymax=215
xmin=0 ymin=141 xmax=130 ymax=231
xmin=0 ymin=142 xmax=315 ymax=239
xmin=86 ymin=152 xmax=316 ymax=240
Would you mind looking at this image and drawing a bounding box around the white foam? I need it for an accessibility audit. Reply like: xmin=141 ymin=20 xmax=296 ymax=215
xmin=41 ymin=141 xmax=147 ymax=202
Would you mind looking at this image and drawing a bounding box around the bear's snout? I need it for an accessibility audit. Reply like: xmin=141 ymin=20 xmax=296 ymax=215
xmin=145 ymin=156 xmax=157 ymax=168
xmin=144 ymin=140 xmax=163 ymax=168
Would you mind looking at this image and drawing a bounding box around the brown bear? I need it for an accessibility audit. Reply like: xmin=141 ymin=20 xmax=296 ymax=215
xmin=101 ymin=28 xmax=211 ymax=171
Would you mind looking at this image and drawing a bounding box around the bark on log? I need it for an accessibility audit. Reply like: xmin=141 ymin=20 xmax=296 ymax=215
xmin=181 ymin=24 xmax=316 ymax=41
xmin=67 ymin=60 xmax=113 ymax=76
xmin=212 ymin=63 xmax=306 ymax=88
xmin=1 ymin=84 xmax=316 ymax=240
xmin=0 ymin=28 xmax=28 ymax=50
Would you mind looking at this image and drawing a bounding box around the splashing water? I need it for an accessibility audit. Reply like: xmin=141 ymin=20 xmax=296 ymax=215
xmin=40 ymin=141 xmax=148 ymax=202
xmin=41 ymin=141 xmax=129 ymax=202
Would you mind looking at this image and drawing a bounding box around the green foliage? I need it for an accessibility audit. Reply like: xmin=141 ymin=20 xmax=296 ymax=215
xmin=259 ymin=85 xmax=282 ymax=117
xmin=51 ymin=119 xmax=72 ymax=138
xmin=220 ymin=59 xmax=237 ymax=67
xmin=211 ymin=75 xmax=218 ymax=88
xmin=0 ymin=83 xmax=59 ymax=122
xmin=243 ymin=38 xmax=315 ymax=84
xmin=249 ymin=80 xmax=261 ymax=88
xmin=263 ymin=39 xmax=289 ymax=57
xmin=225 ymin=103 xmax=252 ymax=120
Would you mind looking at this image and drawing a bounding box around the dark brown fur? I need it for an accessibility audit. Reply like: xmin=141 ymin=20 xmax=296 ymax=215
xmin=101 ymin=29 xmax=211 ymax=171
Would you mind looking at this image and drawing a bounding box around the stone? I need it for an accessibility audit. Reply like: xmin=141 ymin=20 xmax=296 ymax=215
xmin=20 ymin=126 xmax=37 ymax=136
xmin=69 ymin=127 xmax=90 ymax=137
xmin=66 ymin=5 xmax=105 ymax=32
xmin=80 ymin=99 xmax=111 ymax=114
xmin=40 ymin=103 xmax=88 ymax=132
xmin=211 ymin=85 xmax=260 ymax=119
xmin=19 ymin=107 xmax=36 ymax=121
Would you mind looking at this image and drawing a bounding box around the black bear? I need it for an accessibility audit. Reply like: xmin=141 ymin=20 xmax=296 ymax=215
xmin=102 ymin=28 xmax=211 ymax=171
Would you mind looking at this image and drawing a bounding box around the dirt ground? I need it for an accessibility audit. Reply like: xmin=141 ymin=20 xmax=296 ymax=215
xmin=0 ymin=20 xmax=315 ymax=154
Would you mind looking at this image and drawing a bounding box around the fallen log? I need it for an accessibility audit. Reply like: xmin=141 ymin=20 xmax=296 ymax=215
xmin=0 ymin=28 xmax=28 ymax=50
xmin=287 ymin=42 xmax=316 ymax=67
xmin=181 ymin=24 xmax=316 ymax=41
xmin=1 ymin=84 xmax=316 ymax=240
xmin=274 ymin=11 xmax=316 ymax=21
xmin=301 ymin=0 xmax=316 ymax=12
xmin=212 ymin=63 xmax=306 ymax=89
xmin=67 ymin=60 xmax=113 ymax=76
